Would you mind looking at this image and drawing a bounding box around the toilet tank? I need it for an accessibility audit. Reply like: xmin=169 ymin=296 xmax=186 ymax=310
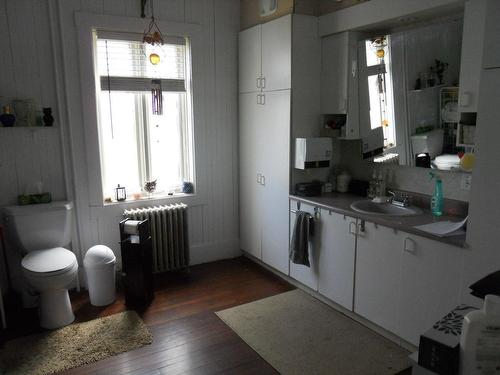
xmin=3 ymin=201 xmax=73 ymax=252
xmin=411 ymin=129 xmax=444 ymax=159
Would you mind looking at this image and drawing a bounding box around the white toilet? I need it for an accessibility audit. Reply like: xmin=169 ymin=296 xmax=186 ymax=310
xmin=3 ymin=201 xmax=78 ymax=329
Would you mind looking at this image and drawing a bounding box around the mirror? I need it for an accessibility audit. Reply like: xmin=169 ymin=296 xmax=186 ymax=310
xmin=358 ymin=15 xmax=470 ymax=172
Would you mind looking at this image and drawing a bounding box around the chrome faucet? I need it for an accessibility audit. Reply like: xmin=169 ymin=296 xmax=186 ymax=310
xmin=387 ymin=190 xmax=410 ymax=207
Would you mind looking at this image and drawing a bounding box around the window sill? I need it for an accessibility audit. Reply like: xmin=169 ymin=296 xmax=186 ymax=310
xmin=103 ymin=192 xmax=195 ymax=207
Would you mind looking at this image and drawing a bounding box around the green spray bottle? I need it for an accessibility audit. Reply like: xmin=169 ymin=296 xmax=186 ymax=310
xmin=430 ymin=172 xmax=443 ymax=217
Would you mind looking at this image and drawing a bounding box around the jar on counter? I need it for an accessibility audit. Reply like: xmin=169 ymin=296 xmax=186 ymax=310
xmin=336 ymin=171 xmax=351 ymax=193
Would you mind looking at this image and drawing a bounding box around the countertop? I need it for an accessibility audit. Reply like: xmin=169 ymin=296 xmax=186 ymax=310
xmin=289 ymin=193 xmax=468 ymax=248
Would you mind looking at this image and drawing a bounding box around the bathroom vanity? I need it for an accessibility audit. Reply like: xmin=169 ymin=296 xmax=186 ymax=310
xmin=288 ymin=194 xmax=466 ymax=347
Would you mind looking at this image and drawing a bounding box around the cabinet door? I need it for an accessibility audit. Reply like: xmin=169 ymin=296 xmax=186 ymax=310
xmin=261 ymin=15 xmax=292 ymax=92
xmin=239 ymin=25 xmax=262 ymax=94
xmin=239 ymin=93 xmax=263 ymax=258
xmin=354 ymin=222 xmax=402 ymax=335
xmin=398 ymin=235 xmax=463 ymax=345
xmin=318 ymin=210 xmax=356 ymax=310
xmin=458 ymin=0 xmax=488 ymax=111
xmin=481 ymin=0 xmax=500 ymax=69
xmin=321 ymin=32 xmax=349 ymax=114
xmin=289 ymin=200 xmax=319 ymax=289
xmin=261 ymin=91 xmax=291 ymax=274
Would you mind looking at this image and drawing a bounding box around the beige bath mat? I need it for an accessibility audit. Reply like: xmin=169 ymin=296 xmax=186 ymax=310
xmin=216 ymin=289 xmax=410 ymax=375
xmin=0 ymin=310 xmax=152 ymax=375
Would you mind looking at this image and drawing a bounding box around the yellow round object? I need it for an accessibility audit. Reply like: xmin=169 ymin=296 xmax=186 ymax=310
xmin=149 ymin=53 xmax=161 ymax=65
xmin=460 ymin=153 xmax=475 ymax=172
xmin=376 ymin=49 xmax=385 ymax=58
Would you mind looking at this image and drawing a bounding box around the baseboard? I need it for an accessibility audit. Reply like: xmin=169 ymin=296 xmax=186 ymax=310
xmin=243 ymin=252 xmax=417 ymax=353
xmin=190 ymin=238 xmax=242 ymax=265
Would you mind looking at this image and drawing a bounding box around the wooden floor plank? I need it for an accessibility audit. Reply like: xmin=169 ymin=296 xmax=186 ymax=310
xmin=1 ymin=257 xmax=292 ymax=375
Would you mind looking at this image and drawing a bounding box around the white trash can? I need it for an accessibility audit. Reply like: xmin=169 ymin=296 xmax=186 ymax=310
xmin=84 ymin=245 xmax=116 ymax=306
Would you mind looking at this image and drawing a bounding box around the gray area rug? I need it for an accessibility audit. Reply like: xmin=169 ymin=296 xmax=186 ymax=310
xmin=0 ymin=310 xmax=152 ymax=375
xmin=216 ymin=289 xmax=410 ymax=375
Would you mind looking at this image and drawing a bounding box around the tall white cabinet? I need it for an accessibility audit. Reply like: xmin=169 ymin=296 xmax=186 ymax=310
xmin=239 ymin=15 xmax=320 ymax=275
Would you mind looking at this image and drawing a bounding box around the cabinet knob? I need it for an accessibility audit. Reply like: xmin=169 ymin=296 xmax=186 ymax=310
xmin=404 ymin=237 xmax=416 ymax=254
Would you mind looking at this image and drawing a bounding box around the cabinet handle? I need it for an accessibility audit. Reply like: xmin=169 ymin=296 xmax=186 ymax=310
xmin=257 ymin=94 xmax=261 ymax=105
xmin=349 ymin=222 xmax=356 ymax=235
xmin=351 ymin=60 xmax=357 ymax=77
xmin=256 ymin=78 xmax=261 ymax=89
xmin=261 ymin=77 xmax=266 ymax=89
xmin=404 ymin=237 xmax=416 ymax=254
xmin=261 ymin=93 xmax=266 ymax=105
xmin=261 ymin=174 xmax=266 ymax=186
xmin=256 ymin=173 xmax=262 ymax=184
xmin=357 ymin=221 xmax=365 ymax=236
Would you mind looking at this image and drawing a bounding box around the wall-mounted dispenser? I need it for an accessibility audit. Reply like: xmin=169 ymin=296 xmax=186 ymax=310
xmin=294 ymin=137 xmax=332 ymax=169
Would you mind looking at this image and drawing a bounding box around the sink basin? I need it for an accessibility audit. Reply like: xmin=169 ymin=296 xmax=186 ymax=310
xmin=350 ymin=200 xmax=422 ymax=217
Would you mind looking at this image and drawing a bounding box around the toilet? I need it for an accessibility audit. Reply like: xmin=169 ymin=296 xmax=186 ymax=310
xmin=411 ymin=128 xmax=444 ymax=160
xmin=3 ymin=201 xmax=78 ymax=329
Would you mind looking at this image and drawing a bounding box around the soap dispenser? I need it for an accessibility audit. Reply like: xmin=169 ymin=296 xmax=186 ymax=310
xmin=460 ymin=294 xmax=500 ymax=375
xmin=430 ymin=172 xmax=443 ymax=217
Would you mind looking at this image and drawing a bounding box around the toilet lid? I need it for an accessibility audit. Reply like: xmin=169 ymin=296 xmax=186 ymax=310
xmin=22 ymin=247 xmax=77 ymax=274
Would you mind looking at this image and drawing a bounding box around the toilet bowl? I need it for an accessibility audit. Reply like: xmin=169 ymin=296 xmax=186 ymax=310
xmin=22 ymin=247 xmax=78 ymax=329
xmin=3 ymin=201 xmax=78 ymax=329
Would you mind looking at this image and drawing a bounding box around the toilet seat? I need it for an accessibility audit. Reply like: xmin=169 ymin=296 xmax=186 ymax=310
xmin=22 ymin=247 xmax=77 ymax=276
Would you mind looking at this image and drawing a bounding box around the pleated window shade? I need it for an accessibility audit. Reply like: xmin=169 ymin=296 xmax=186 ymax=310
xmin=96 ymin=34 xmax=187 ymax=92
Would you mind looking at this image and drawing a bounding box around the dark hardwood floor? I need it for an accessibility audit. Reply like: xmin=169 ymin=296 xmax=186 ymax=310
xmin=0 ymin=257 xmax=294 ymax=374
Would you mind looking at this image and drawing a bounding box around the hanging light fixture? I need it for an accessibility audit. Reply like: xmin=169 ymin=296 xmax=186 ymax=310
xmin=142 ymin=0 xmax=164 ymax=115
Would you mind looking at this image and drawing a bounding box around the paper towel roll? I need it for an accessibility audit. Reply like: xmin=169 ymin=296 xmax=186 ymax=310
xmin=124 ymin=220 xmax=141 ymax=235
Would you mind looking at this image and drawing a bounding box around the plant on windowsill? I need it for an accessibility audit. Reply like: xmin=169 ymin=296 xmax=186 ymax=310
xmin=144 ymin=179 xmax=157 ymax=197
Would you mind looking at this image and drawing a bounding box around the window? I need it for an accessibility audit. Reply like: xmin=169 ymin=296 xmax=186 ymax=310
xmin=363 ymin=35 xmax=396 ymax=149
xmin=95 ymin=33 xmax=194 ymax=201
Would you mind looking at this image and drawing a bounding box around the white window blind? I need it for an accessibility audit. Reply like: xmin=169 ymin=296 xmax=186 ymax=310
xmin=96 ymin=37 xmax=187 ymax=91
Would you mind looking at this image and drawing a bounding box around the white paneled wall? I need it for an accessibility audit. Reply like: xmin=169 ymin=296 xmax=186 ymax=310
xmin=0 ymin=0 xmax=64 ymax=207
xmin=0 ymin=0 xmax=240 ymax=292
xmin=55 ymin=0 xmax=240 ymax=268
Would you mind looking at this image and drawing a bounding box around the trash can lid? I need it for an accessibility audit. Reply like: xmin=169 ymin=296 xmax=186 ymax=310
xmin=84 ymin=245 xmax=116 ymax=268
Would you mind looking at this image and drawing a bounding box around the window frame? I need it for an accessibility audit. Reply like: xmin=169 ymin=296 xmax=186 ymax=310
xmin=95 ymin=35 xmax=194 ymax=197
xmin=75 ymin=12 xmax=207 ymax=208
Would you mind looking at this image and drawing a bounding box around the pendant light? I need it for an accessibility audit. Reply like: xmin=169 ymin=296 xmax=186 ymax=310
xmin=142 ymin=0 xmax=164 ymax=115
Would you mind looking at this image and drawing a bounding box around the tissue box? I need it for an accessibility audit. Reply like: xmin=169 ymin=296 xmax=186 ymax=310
xmin=418 ymin=305 xmax=477 ymax=375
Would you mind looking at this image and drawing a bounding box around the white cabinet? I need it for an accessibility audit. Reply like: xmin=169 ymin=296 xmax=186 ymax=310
xmin=239 ymin=92 xmax=264 ymax=259
xmin=354 ymin=222 xmax=403 ymax=335
xmin=320 ymin=31 xmax=361 ymax=139
xmin=239 ymin=90 xmax=291 ymax=274
xmin=482 ymin=0 xmax=500 ymax=69
xmin=239 ymin=26 xmax=262 ymax=94
xmin=289 ymin=200 xmax=319 ymax=290
xmin=239 ymin=14 xmax=319 ymax=274
xmin=398 ymin=234 xmax=462 ymax=345
xmin=318 ymin=209 xmax=357 ymax=310
xmin=238 ymin=15 xmax=291 ymax=94
xmin=260 ymin=91 xmax=291 ymax=274
xmin=261 ymin=16 xmax=292 ymax=92
xmin=458 ymin=0 xmax=488 ymax=112
xmin=354 ymin=221 xmax=463 ymax=346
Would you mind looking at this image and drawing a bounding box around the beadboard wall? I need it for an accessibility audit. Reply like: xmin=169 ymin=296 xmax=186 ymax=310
xmin=0 ymin=0 xmax=241 ymax=291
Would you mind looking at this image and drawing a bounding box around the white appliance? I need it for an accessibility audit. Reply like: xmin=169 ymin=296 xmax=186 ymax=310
xmin=294 ymin=137 xmax=332 ymax=169
xmin=3 ymin=201 xmax=78 ymax=329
